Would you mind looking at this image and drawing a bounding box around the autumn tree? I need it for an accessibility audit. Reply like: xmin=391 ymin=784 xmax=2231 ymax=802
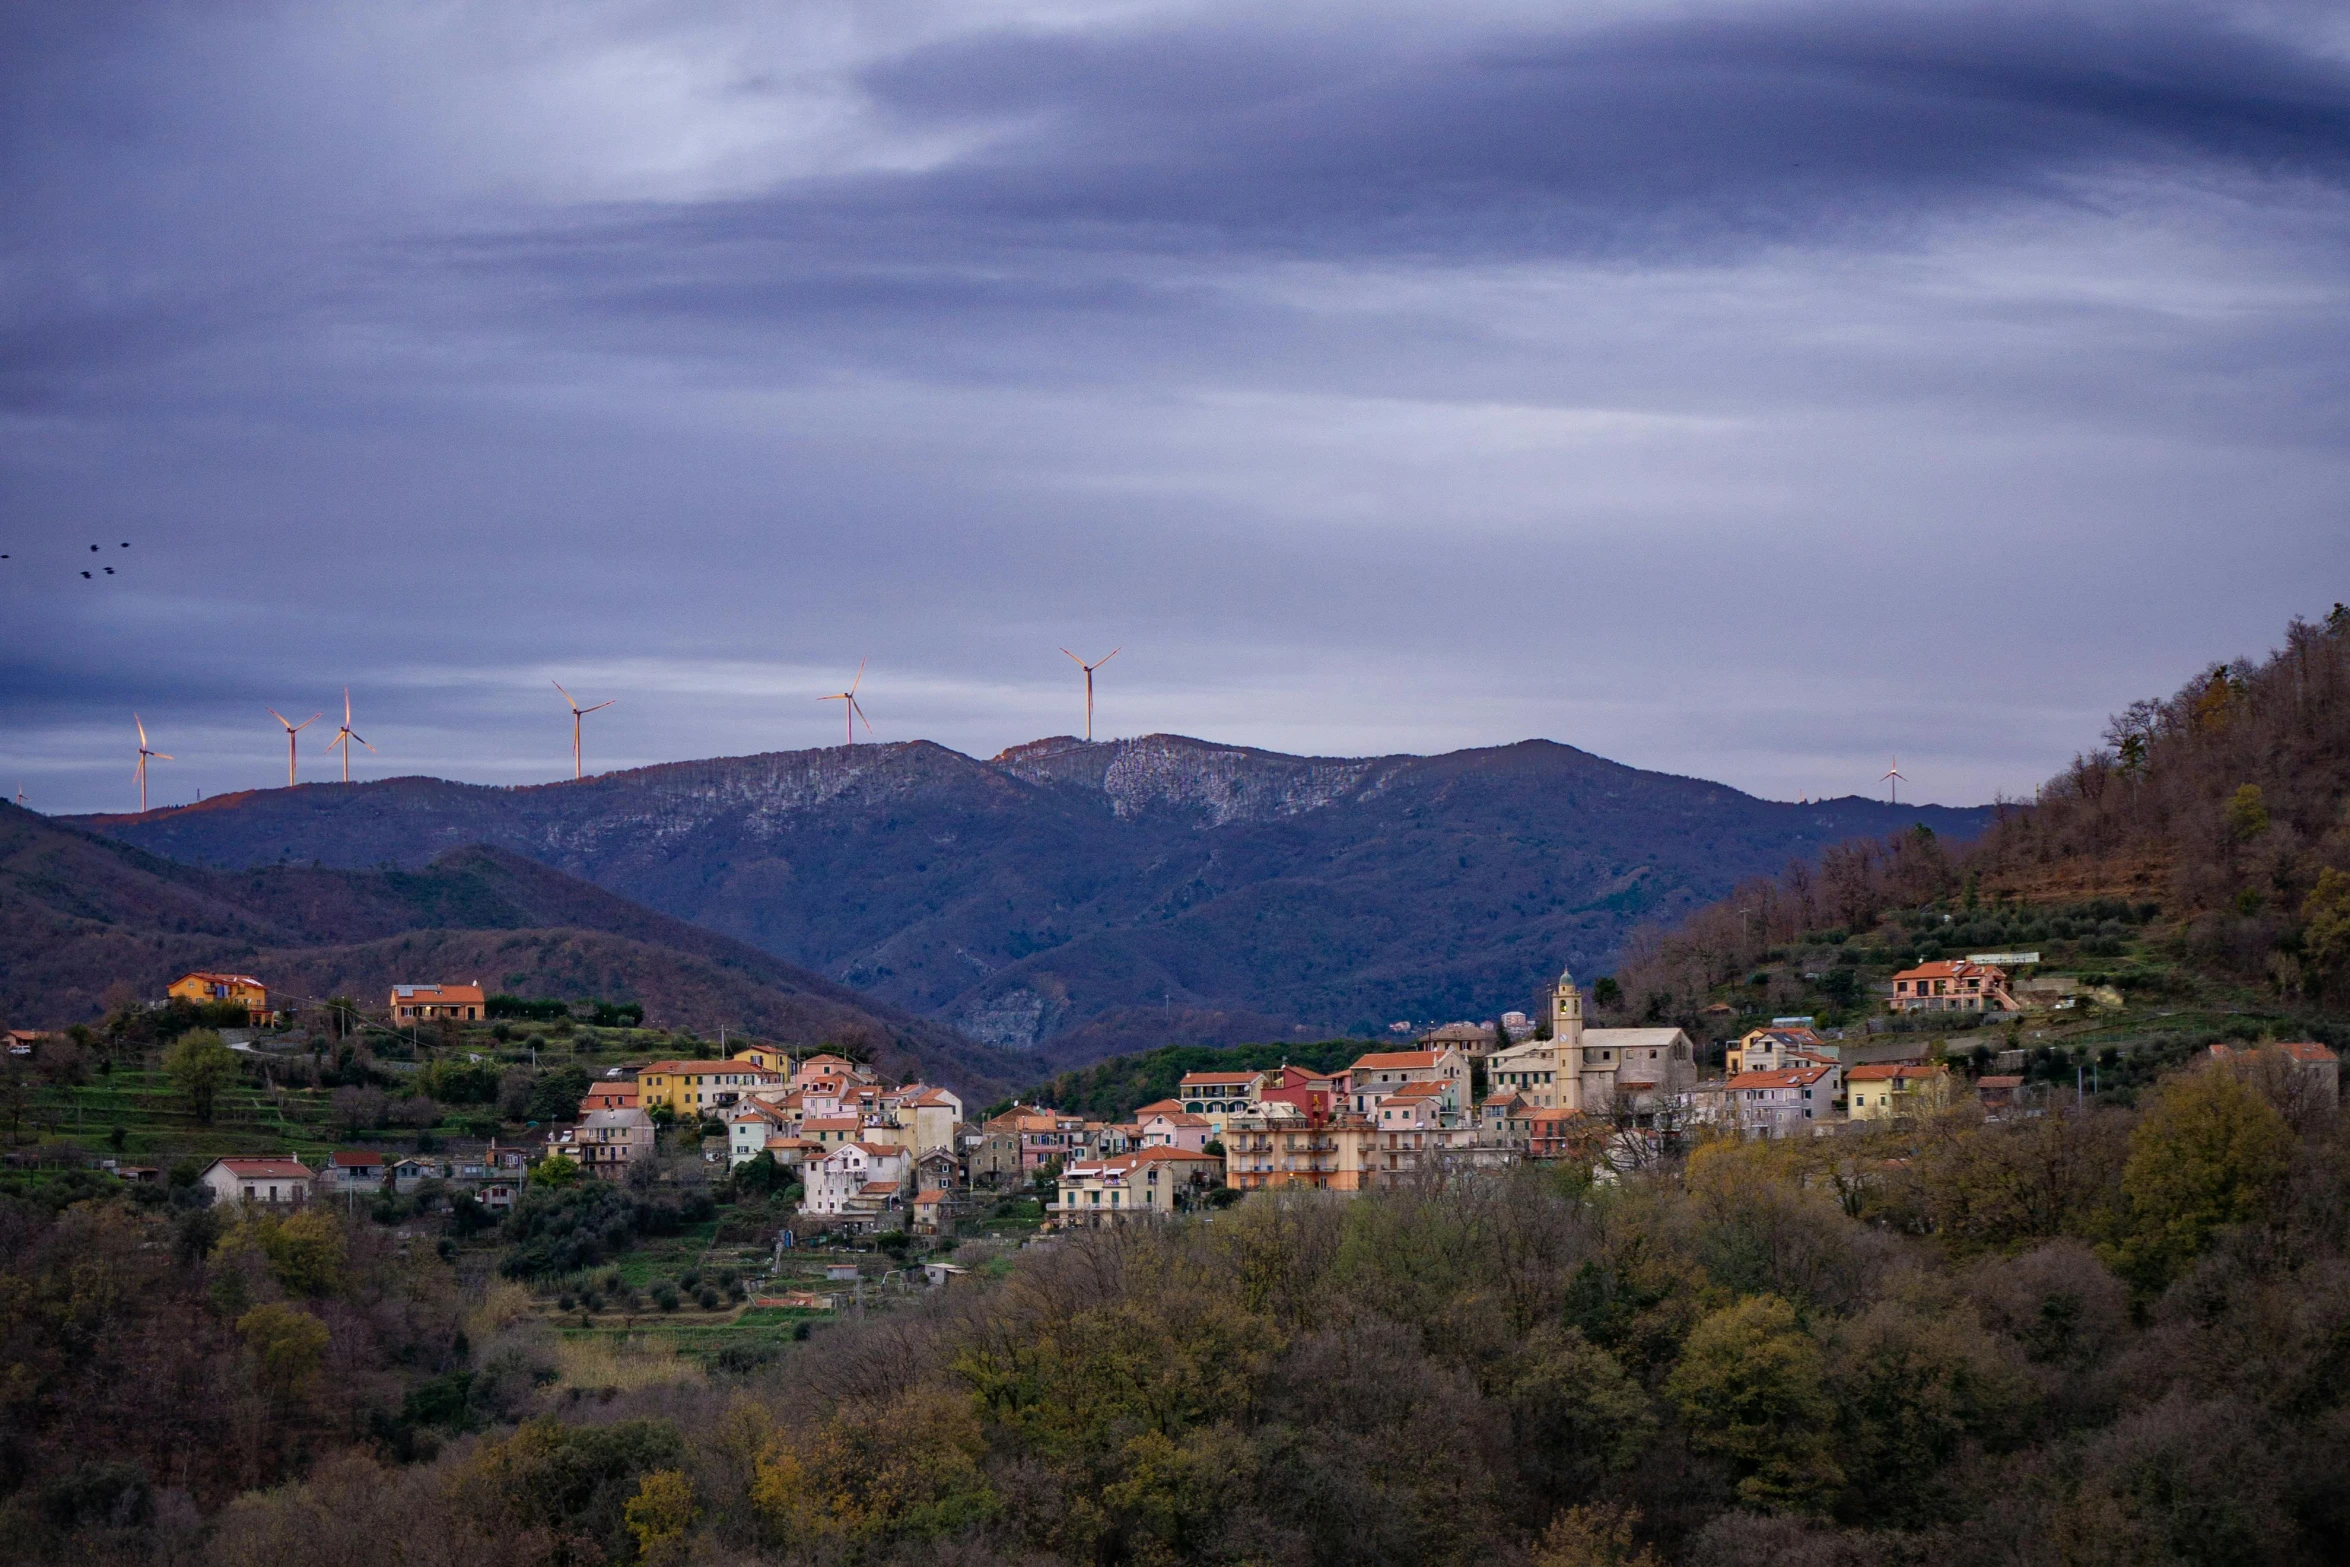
xmin=163 ymin=1029 xmax=236 ymax=1124
xmin=2106 ymin=1066 xmax=2294 ymax=1290
xmin=1666 ymin=1294 xmax=1844 ymax=1511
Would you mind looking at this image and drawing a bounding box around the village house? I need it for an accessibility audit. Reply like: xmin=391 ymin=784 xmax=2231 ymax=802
xmin=882 ymin=1085 xmax=965 ymax=1152
xmin=1481 ymin=1090 xmax=1535 ymax=1151
xmin=1847 ymin=1062 xmax=1951 ymax=1121
xmin=726 ymin=1100 xmax=791 ymax=1167
xmin=319 ymin=1150 xmax=384 ymax=1196
xmin=169 ymin=971 xmax=272 ymax=1023
xmin=1418 ymin=1020 xmax=1502 ymax=1061
xmin=1719 ymin=1063 xmax=1840 ymax=1137
xmin=1136 ymin=1105 xmax=1214 ymax=1152
xmin=1726 ymin=1025 xmax=1831 ymax=1075
xmin=1178 ymin=1069 xmax=1269 ymax=1128
xmin=1052 ymin=1146 xmax=1224 ymax=1228
xmin=387 ymin=983 xmax=485 ymax=1022
xmin=198 ymin=1156 xmax=314 ymax=1209
xmin=801 ymin=1142 xmax=914 ymax=1231
xmin=575 ymin=1106 xmax=655 ymax=1177
xmin=581 ymin=1080 xmax=637 ymax=1114
xmin=792 ymin=1052 xmax=877 ymax=1088
xmin=635 ymin=1059 xmax=787 ymax=1117
xmin=1223 ymin=1101 xmax=1331 ymax=1190
xmin=1889 ymin=960 xmax=2015 ymax=1014
xmin=1524 ymin=1106 xmax=1589 ymax=1162
xmin=1346 ymin=1047 xmax=1472 ymax=1117
xmin=389 ymin=1157 xmax=438 ymax=1193
xmin=802 ymin=1114 xmax=862 ymax=1150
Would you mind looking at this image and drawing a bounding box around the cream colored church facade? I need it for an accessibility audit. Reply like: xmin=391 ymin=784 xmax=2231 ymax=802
xmin=1487 ymin=964 xmax=1698 ymax=1119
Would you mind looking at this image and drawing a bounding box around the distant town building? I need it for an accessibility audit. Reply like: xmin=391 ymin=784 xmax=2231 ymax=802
xmin=169 ymin=971 xmax=272 ymax=1023
xmin=198 ymin=1156 xmax=314 ymax=1208
xmin=388 ymin=983 xmax=485 ymax=1023
xmin=1051 ymin=1147 xmax=1223 ymax=1228
xmin=1418 ymin=1020 xmax=1500 ymax=1060
xmin=1485 ymin=966 xmax=1696 ymax=1122
xmin=1888 ymin=961 xmax=2015 ymax=1014
xmin=635 ymin=1059 xmax=786 ymax=1116
xmin=574 ymin=1107 xmax=656 ymax=1177
xmin=1718 ymin=1064 xmax=1839 ymax=1137
xmin=1846 ymin=1062 xmax=1951 ymax=1120
xmin=1178 ymin=1070 xmax=1269 ymax=1124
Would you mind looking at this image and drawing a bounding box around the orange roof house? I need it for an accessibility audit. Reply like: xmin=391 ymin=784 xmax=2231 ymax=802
xmin=388 ymin=983 xmax=485 ymax=1022
xmin=1888 ymin=961 xmax=2013 ymax=1014
xmin=169 ymin=971 xmax=271 ymax=1022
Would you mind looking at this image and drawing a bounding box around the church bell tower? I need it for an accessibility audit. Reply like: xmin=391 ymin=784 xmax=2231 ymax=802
xmin=1551 ymin=963 xmax=1586 ymax=1109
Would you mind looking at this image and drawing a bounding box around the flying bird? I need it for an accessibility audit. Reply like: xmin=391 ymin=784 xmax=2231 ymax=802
xmin=80 ymin=571 xmax=90 ymax=579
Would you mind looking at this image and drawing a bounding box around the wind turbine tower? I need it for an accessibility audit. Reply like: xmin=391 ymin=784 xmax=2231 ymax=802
xmin=267 ymin=707 xmax=320 ymax=787
xmin=554 ymin=682 xmax=616 ymax=780
xmin=324 ymin=689 xmax=375 ymax=783
xmin=133 ymin=715 xmax=172 ymax=813
xmin=820 ymin=661 xmax=872 ymax=746
xmin=1882 ymin=756 xmax=1908 ymax=805
xmin=1059 ymin=647 xmax=1120 ymax=743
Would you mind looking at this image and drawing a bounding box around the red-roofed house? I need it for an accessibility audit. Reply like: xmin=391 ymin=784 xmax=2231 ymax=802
xmin=581 ymin=1081 xmax=637 ymax=1114
xmin=169 ymin=971 xmax=272 ymax=1023
xmin=1137 ymin=1106 xmax=1214 ymax=1153
xmin=199 ymin=1156 xmax=314 ymax=1208
xmin=320 ymin=1150 xmax=384 ymax=1195
xmin=388 ymin=983 xmax=484 ymax=1022
xmin=1345 ymin=1047 xmax=1471 ymax=1117
xmin=1889 ymin=961 xmax=2015 ymax=1014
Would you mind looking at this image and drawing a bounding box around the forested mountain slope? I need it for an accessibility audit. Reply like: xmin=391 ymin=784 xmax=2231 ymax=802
xmin=0 ymin=805 xmax=1019 ymax=1094
xmin=71 ymin=735 xmax=1993 ymax=1063
xmin=1606 ymin=605 xmax=2350 ymax=1032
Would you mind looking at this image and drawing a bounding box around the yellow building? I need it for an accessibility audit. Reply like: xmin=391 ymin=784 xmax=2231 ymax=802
xmin=169 ymin=972 xmax=271 ymax=1023
xmin=634 ymin=1059 xmax=787 ymax=1117
xmin=1846 ymin=1062 xmax=1951 ymax=1120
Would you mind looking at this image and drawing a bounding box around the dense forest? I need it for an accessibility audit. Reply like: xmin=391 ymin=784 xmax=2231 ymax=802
xmin=7 ymin=1050 xmax=2348 ymax=1565
xmin=1606 ymin=605 xmax=2350 ymax=1028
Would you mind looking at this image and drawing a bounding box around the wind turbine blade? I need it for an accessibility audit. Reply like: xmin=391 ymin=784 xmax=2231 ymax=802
xmin=135 ymin=714 xmax=147 ymax=745
xmin=267 ymin=706 xmax=289 ymax=729
xmin=1061 ymin=647 xmax=1086 ymax=667
xmin=849 ymin=658 xmax=866 ymax=695
xmin=553 ymin=681 xmax=576 ymax=710
xmin=1097 ymin=647 xmax=1121 ymax=667
xmin=153 ymin=752 xmax=173 ymax=761
xmin=853 ymin=698 xmax=873 ymax=733
xmin=353 ymin=734 xmax=376 ymax=751
xmin=584 ymin=700 xmax=615 ymax=714
xmin=295 ymin=714 xmax=319 ymax=731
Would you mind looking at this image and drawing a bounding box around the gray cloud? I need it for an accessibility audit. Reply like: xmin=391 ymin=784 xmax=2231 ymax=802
xmin=4 ymin=0 xmax=2349 ymax=814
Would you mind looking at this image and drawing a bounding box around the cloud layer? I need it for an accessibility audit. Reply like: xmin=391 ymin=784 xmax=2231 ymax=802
xmin=5 ymin=0 xmax=2349 ymax=812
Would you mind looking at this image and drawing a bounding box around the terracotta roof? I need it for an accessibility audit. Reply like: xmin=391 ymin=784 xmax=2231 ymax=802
xmin=1891 ymin=960 xmax=2005 ymax=982
xmin=846 ymin=1141 xmax=906 ymax=1157
xmin=326 ymin=1151 xmax=382 ymax=1168
xmin=1134 ymin=1098 xmax=1186 ymax=1118
xmin=210 ymin=1157 xmax=313 ymax=1179
xmin=1724 ymin=1066 xmax=1834 ymax=1090
xmin=1975 ymin=1075 xmax=2025 ymax=1088
xmin=1178 ymin=1070 xmax=1263 ymax=1086
xmin=860 ymin=1180 xmax=901 ymax=1195
xmin=390 ymin=983 xmax=484 ymax=1003
xmin=803 ymin=1116 xmax=861 ymax=1132
xmin=1140 ymin=1108 xmax=1211 ymax=1127
xmin=2277 ymin=1041 xmax=2341 ymax=1063
xmin=637 ymin=1060 xmax=784 ymax=1078
xmin=765 ymin=1135 xmax=818 ymax=1150
xmin=1349 ymin=1050 xmax=1449 ymax=1071
xmin=1384 ymin=1081 xmax=1451 ymax=1100
xmin=176 ymin=970 xmax=266 ymax=988
xmin=1848 ymin=1063 xmax=1944 ymax=1082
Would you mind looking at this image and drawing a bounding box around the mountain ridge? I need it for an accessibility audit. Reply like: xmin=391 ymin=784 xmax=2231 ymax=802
xmin=69 ymin=733 xmax=1997 ymax=1062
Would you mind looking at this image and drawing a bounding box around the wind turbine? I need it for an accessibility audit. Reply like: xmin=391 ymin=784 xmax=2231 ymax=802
xmin=1059 ymin=646 xmax=1120 ymax=743
xmin=267 ymin=706 xmax=320 ymax=787
xmin=1882 ymin=756 xmax=1908 ymax=805
xmin=133 ymin=715 xmax=172 ymax=813
xmin=554 ymin=681 xmax=615 ymax=780
xmin=323 ymin=688 xmax=374 ymax=783
xmin=820 ymin=660 xmax=872 ymax=746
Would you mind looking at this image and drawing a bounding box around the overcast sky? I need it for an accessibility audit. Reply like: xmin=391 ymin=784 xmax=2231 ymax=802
xmin=5 ymin=0 xmax=2348 ymax=815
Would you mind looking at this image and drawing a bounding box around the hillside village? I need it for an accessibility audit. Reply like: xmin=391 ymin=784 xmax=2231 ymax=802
xmin=11 ymin=940 xmax=2337 ymax=1254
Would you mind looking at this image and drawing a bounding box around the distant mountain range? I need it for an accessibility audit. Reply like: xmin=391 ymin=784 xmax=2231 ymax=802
xmin=71 ymin=734 xmax=1995 ymax=1066
xmin=0 ymin=804 xmax=1023 ymax=1096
